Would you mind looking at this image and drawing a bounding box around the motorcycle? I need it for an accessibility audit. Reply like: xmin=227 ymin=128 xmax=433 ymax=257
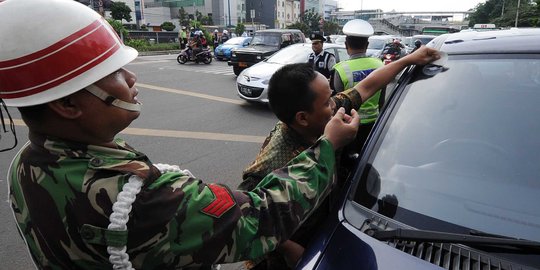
xmin=382 ymin=52 xmax=399 ymax=65
xmin=177 ymin=47 xmax=212 ymax=64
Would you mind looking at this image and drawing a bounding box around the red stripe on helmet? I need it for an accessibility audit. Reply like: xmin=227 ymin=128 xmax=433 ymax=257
xmin=0 ymin=19 xmax=120 ymax=98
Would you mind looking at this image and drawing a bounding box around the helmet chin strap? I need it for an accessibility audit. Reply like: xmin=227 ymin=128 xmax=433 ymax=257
xmin=85 ymin=85 xmax=141 ymax=112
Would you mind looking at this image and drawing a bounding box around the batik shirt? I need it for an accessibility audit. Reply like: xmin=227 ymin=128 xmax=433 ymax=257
xmin=8 ymin=133 xmax=335 ymax=269
xmin=239 ymin=88 xmax=363 ymax=268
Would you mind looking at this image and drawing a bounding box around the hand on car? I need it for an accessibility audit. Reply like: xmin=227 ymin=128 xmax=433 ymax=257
xmin=324 ymin=107 xmax=360 ymax=150
xmin=404 ymin=46 xmax=441 ymax=66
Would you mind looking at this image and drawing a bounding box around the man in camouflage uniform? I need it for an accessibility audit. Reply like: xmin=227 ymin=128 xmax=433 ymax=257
xmin=1 ymin=0 xmax=363 ymax=269
xmin=240 ymin=45 xmax=442 ymax=269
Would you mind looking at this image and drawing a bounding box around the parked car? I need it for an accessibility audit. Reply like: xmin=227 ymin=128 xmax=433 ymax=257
xmin=297 ymin=28 xmax=540 ymax=269
xmin=236 ymin=43 xmax=348 ymax=103
xmin=366 ymin=35 xmax=397 ymax=59
xmin=228 ymin=29 xmax=306 ymax=75
xmin=214 ymin=36 xmax=252 ymax=61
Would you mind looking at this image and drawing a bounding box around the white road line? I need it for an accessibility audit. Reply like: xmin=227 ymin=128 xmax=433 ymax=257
xmin=136 ymin=83 xmax=243 ymax=104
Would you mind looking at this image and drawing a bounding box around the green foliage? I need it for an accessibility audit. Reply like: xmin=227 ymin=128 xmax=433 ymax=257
xmin=287 ymin=22 xmax=310 ymax=36
xmin=201 ymin=15 xmax=213 ymax=25
xmin=190 ymin=20 xmax=202 ymax=30
xmin=178 ymin=7 xmax=190 ymax=27
xmin=161 ymin=21 xmax=175 ymax=31
xmin=106 ymin=18 xmax=128 ymax=40
xmin=468 ymin=0 xmax=540 ymax=27
xmin=195 ymin=10 xmax=203 ymax=22
xmin=302 ymin=9 xmax=322 ymax=32
xmin=125 ymin=39 xmax=179 ymax=52
xmin=322 ymin=20 xmax=341 ymax=35
xmin=110 ymin=1 xmax=132 ymax=22
xmin=235 ymin=23 xmax=245 ymax=36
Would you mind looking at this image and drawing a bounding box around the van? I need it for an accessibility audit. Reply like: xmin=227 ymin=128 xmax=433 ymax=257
xmin=228 ymin=29 xmax=306 ymax=75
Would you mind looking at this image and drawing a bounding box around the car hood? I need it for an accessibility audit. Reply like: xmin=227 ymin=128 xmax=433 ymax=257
xmin=234 ymin=45 xmax=278 ymax=54
xmin=242 ymin=61 xmax=283 ymax=79
xmin=300 ymin=222 xmax=444 ymax=270
xmin=218 ymin=44 xmax=241 ymax=50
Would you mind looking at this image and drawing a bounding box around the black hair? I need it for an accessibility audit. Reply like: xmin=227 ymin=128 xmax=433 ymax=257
xmin=345 ymin=36 xmax=369 ymax=50
xmin=18 ymin=103 xmax=48 ymax=123
xmin=268 ymin=63 xmax=318 ymax=125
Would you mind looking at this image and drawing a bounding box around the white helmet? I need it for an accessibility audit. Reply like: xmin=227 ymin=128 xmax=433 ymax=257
xmin=223 ymin=30 xmax=228 ymax=34
xmin=342 ymin=19 xmax=374 ymax=37
xmin=0 ymin=0 xmax=138 ymax=107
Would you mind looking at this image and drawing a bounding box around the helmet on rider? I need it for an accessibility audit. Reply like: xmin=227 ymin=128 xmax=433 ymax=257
xmin=414 ymin=39 xmax=422 ymax=48
xmin=223 ymin=29 xmax=228 ymax=34
xmin=0 ymin=0 xmax=138 ymax=108
xmin=342 ymin=19 xmax=374 ymax=37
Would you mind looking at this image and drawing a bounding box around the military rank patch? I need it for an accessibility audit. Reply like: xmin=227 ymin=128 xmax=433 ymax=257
xmin=202 ymin=184 xmax=236 ymax=218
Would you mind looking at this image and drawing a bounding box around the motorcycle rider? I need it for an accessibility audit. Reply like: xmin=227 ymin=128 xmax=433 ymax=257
xmin=412 ymin=39 xmax=423 ymax=53
xmin=383 ymin=39 xmax=404 ymax=59
xmin=189 ymin=31 xmax=203 ymax=61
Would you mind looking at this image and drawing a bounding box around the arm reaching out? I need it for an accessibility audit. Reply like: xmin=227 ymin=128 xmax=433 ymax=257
xmin=354 ymin=46 xmax=441 ymax=103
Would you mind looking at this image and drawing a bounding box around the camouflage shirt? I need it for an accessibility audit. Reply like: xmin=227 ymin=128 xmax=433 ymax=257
xmin=8 ymin=133 xmax=335 ymax=269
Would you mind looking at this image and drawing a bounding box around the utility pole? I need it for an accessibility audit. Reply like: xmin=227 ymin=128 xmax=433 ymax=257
xmin=515 ymin=0 xmax=521 ymax=27
xmin=227 ymin=0 xmax=231 ymax=27
xmin=500 ymin=0 xmax=505 ymax=17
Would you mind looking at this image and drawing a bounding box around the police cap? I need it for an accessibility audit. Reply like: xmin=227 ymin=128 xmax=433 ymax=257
xmin=310 ymin=33 xmax=326 ymax=43
xmin=342 ymin=19 xmax=374 ymax=37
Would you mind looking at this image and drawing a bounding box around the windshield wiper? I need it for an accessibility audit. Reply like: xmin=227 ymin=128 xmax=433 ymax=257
xmin=366 ymin=228 xmax=540 ymax=252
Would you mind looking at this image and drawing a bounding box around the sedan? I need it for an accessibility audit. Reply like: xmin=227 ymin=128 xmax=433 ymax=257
xmin=236 ymin=43 xmax=348 ymax=103
xmin=298 ymin=28 xmax=540 ymax=269
xmin=214 ymin=36 xmax=251 ymax=61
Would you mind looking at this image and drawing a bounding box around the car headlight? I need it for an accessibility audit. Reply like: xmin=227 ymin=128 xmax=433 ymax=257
xmin=232 ymin=52 xmax=236 ymax=57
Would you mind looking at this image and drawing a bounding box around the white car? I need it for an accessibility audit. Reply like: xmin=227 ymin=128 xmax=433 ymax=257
xmin=236 ymin=43 xmax=348 ymax=103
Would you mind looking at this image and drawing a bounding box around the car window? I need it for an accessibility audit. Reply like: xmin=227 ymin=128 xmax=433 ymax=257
xmin=224 ymin=37 xmax=245 ymax=45
xmin=251 ymin=33 xmax=280 ymax=47
xmin=367 ymin=39 xmax=387 ymax=50
xmin=332 ymin=47 xmax=349 ymax=63
xmin=352 ymin=54 xmax=540 ymax=242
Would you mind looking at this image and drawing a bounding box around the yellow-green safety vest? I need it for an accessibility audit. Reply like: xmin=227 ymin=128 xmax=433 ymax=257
xmin=333 ymin=57 xmax=383 ymax=124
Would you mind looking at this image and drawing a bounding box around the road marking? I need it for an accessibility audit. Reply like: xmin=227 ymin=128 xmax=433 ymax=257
xmin=129 ymin=60 xmax=171 ymax=65
xmin=159 ymin=65 xmax=234 ymax=76
xmin=136 ymin=83 xmax=243 ymax=105
xmin=7 ymin=119 xmax=265 ymax=144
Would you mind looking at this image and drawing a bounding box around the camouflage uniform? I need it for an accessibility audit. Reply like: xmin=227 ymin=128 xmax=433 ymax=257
xmin=239 ymin=88 xmax=363 ymax=269
xmin=8 ymin=133 xmax=336 ymax=269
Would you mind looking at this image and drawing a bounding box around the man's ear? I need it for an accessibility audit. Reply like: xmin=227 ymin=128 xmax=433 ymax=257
xmin=294 ymin=111 xmax=309 ymax=127
xmin=47 ymin=97 xmax=82 ymax=119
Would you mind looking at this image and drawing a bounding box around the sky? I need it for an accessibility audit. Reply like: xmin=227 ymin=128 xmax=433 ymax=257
xmin=337 ymin=0 xmax=487 ymax=12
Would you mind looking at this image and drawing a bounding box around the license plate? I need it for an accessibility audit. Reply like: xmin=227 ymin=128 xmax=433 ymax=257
xmin=240 ymin=86 xmax=252 ymax=96
xmin=238 ymin=62 xmax=248 ymax=67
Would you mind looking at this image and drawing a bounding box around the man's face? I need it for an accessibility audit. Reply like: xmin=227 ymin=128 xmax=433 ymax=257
xmin=304 ymin=72 xmax=336 ymax=137
xmin=76 ymin=68 xmax=140 ymax=142
xmin=312 ymin=41 xmax=323 ymax=54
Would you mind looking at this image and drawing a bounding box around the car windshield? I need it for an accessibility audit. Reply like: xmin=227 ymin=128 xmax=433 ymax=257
xmin=367 ymin=39 xmax=387 ymax=50
xmin=250 ymin=33 xmax=280 ymax=47
xmin=265 ymin=45 xmax=312 ymax=65
xmin=353 ymin=54 xmax=540 ymax=242
xmin=224 ymin=37 xmax=246 ymax=45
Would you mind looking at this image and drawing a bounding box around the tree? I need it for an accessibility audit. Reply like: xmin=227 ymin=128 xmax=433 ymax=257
xmin=106 ymin=18 xmax=128 ymax=41
xmin=178 ymin=7 xmax=190 ymax=27
xmin=322 ymin=20 xmax=341 ymax=35
xmin=110 ymin=1 xmax=132 ymax=22
xmin=302 ymin=9 xmax=322 ymax=33
xmin=468 ymin=0 xmax=539 ymax=27
xmin=195 ymin=10 xmax=203 ymax=22
xmin=201 ymin=15 xmax=214 ymax=25
xmin=161 ymin=21 xmax=175 ymax=31
xmin=235 ymin=23 xmax=245 ymax=36
xmin=287 ymin=22 xmax=310 ymax=35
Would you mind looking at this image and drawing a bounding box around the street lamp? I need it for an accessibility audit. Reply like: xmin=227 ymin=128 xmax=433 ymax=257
xmin=515 ymin=0 xmax=521 ymax=27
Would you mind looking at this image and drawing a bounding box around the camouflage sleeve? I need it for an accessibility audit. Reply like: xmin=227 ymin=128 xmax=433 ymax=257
xmin=130 ymin=137 xmax=335 ymax=268
xmin=332 ymin=87 xmax=363 ymax=114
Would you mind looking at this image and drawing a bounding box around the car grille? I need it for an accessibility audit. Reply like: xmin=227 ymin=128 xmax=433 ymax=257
xmin=237 ymin=54 xmax=260 ymax=63
xmin=238 ymin=83 xmax=263 ymax=97
xmin=361 ymin=215 xmax=535 ymax=270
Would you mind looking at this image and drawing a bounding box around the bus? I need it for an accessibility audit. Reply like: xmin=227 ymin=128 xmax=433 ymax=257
xmin=421 ymin=26 xmax=460 ymax=36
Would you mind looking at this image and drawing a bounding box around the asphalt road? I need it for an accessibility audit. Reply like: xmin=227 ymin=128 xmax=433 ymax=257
xmin=0 ymin=55 xmax=277 ymax=270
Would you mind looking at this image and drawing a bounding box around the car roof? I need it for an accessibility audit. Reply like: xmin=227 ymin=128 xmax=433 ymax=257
xmin=429 ymin=28 xmax=540 ymax=54
xmin=256 ymin=29 xmax=303 ymax=33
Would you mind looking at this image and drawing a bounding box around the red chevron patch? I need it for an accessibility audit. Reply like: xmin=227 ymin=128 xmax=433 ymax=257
xmin=201 ymin=184 xmax=236 ymax=218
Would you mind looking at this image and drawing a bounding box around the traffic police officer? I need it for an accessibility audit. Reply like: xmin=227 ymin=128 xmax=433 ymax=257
xmin=332 ymin=19 xmax=385 ymax=150
xmin=308 ymin=33 xmax=336 ymax=79
xmin=0 ymin=0 xmax=361 ymax=269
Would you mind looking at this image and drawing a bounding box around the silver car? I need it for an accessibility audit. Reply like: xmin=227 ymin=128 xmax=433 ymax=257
xmin=236 ymin=43 xmax=348 ymax=103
